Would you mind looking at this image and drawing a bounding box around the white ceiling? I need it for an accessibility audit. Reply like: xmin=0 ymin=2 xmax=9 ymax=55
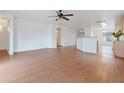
xmin=1 ymin=10 xmax=124 ymax=29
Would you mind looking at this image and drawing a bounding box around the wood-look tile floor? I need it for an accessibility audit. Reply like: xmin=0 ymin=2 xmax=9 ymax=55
xmin=0 ymin=46 xmax=124 ymax=83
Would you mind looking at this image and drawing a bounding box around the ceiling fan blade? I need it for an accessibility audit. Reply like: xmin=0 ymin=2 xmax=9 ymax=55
xmin=62 ymin=16 xmax=69 ymax=21
xmin=59 ymin=10 xmax=62 ymax=12
xmin=48 ymin=16 xmax=57 ymax=17
xmin=63 ymin=14 xmax=73 ymax=16
xmin=56 ymin=11 xmax=61 ymax=16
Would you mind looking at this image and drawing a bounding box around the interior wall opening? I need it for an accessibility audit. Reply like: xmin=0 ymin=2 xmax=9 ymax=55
xmin=56 ymin=27 xmax=63 ymax=48
xmin=0 ymin=16 xmax=9 ymax=53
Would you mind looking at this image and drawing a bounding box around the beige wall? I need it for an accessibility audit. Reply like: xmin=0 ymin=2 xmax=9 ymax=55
xmin=0 ymin=27 xmax=8 ymax=50
xmin=115 ymin=16 xmax=124 ymax=40
xmin=115 ymin=16 xmax=123 ymax=32
xmin=122 ymin=19 xmax=124 ymax=33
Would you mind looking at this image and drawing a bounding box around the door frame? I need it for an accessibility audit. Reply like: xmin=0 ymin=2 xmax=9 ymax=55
xmin=56 ymin=27 xmax=62 ymax=47
xmin=0 ymin=12 xmax=14 ymax=55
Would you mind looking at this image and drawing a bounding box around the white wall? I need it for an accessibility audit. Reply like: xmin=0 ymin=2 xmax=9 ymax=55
xmin=14 ymin=18 xmax=76 ymax=52
xmin=61 ymin=27 xmax=76 ymax=46
xmin=14 ymin=18 xmax=53 ymax=52
xmin=83 ymin=27 xmax=92 ymax=37
xmin=51 ymin=25 xmax=76 ymax=48
xmin=77 ymin=26 xmax=92 ymax=37
xmin=91 ymin=27 xmax=103 ymax=45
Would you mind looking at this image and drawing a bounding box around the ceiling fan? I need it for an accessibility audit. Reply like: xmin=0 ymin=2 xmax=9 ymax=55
xmin=48 ymin=10 xmax=73 ymax=21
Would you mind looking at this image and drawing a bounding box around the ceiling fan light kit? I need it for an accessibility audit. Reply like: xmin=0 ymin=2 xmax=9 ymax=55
xmin=48 ymin=10 xmax=73 ymax=21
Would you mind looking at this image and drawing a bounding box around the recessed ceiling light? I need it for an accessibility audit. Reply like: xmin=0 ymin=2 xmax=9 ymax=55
xmin=102 ymin=22 xmax=107 ymax=26
xmin=102 ymin=30 xmax=107 ymax=33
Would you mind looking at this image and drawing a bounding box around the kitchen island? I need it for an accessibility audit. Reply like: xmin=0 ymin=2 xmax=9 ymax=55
xmin=77 ymin=37 xmax=98 ymax=53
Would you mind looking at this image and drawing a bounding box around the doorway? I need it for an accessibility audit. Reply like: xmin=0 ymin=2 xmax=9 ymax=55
xmin=0 ymin=13 xmax=14 ymax=55
xmin=0 ymin=16 xmax=9 ymax=52
xmin=56 ymin=27 xmax=62 ymax=48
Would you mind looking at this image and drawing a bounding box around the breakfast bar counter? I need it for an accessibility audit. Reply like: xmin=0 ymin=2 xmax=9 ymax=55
xmin=76 ymin=37 xmax=98 ymax=53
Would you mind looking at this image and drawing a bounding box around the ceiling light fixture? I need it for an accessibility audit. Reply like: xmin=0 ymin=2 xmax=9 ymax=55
xmin=96 ymin=21 xmax=107 ymax=26
xmin=102 ymin=22 xmax=107 ymax=26
xmin=102 ymin=30 xmax=107 ymax=33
